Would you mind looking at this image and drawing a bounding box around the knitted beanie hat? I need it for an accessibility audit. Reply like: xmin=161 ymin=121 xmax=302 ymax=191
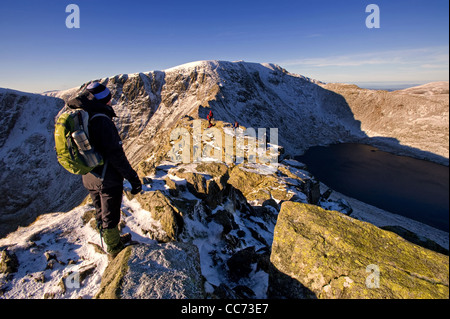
xmin=86 ymin=82 xmax=112 ymax=104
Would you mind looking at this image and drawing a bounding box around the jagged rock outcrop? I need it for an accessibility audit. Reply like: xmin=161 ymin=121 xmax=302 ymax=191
xmin=0 ymin=132 xmax=447 ymax=299
xmin=269 ymin=201 xmax=449 ymax=299
xmin=228 ymin=161 xmax=320 ymax=205
xmin=95 ymin=242 xmax=204 ymax=299
xmin=133 ymin=191 xmax=184 ymax=242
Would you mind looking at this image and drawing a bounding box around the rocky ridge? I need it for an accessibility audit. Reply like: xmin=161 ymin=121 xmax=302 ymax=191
xmin=1 ymin=117 xmax=448 ymax=299
xmin=1 ymin=61 xmax=448 ymax=237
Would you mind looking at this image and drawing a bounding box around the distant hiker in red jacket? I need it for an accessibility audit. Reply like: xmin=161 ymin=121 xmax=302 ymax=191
xmin=207 ymin=110 xmax=214 ymax=128
xmin=67 ymin=82 xmax=142 ymax=261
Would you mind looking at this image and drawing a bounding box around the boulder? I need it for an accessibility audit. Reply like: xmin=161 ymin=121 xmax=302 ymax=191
xmin=95 ymin=242 xmax=204 ymax=299
xmin=380 ymin=225 xmax=449 ymax=256
xmin=0 ymin=250 xmax=19 ymax=274
xmin=228 ymin=163 xmax=321 ymax=205
xmin=195 ymin=162 xmax=229 ymax=178
xmin=170 ymin=168 xmax=208 ymax=199
xmin=228 ymin=164 xmax=289 ymax=202
xmin=168 ymin=163 xmax=229 ymax=206
xmin=164 ymin=176 xmax=179 ymax=197
xmin=269 ymin=202 xmax=449 ymax=299
xmin=135 ymin=191 xmax=183 ymax=241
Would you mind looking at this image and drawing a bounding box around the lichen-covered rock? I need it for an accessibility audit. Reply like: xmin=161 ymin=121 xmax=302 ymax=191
xmin=227 ymin=162 xmax=322 ymax=206
xmin=170 ymin=168 xmax=208 ymax=199
xmin=228 ymin=164 xmax=288 ymax=202
xmin=95 ymin=243 xmax=204 ymax=299
xmin=270 ymin=202 xmax=449 ymax=299
xmin=380 ymin=225 xmax=449 ymax=256
xmin=135 ymin=191 xmax=183 ymax=242
xmin=0 ymin=249 xmax=19 ymax=274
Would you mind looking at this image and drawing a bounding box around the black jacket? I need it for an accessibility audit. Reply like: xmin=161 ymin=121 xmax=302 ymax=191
xmin=67 ymin=93 xmax=140 ymax=190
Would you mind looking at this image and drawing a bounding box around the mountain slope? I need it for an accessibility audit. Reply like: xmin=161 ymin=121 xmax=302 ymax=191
xmin=0 ymin=89 xmax=82 ymax=237
xmin=49 ymin=60 xmax=365 ymax=164
xmin=322 ymin=81 xmax=449 ymax=164
xmin=1 ymin=155 xmax=447 ymax=299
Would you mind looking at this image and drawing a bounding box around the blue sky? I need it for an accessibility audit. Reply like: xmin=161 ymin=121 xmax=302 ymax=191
xmin=0 ymin=0 xmax=448 ymax=92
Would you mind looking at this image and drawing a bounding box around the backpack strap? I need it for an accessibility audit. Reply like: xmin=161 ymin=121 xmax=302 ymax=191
xmin=87 ymin=113 xmax=110 ymax=139
xmin=88 ymin=113 xmax=110 ymax=181
xmin=90 ymin=113 xmax=110 ymax=121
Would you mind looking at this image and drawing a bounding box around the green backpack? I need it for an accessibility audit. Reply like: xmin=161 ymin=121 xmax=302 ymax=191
xmin=54 ymin=107 xmax=106 ymax=175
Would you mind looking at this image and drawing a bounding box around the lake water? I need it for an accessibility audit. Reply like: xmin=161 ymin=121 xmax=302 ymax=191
xmin=296 ymin=143 xmax=449 ymax=232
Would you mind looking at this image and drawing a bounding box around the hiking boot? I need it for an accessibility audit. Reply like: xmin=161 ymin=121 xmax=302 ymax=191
xmin=102 ymin=227 xmax=124 ymax=259
xmin=120 ymin=233 xmax=132 ymax=245
xmin=106 ymin=243 xmax=125 ymax=262
xmin=106 ymin=235 xmax=133 ymax=262
xmin=103 ymin=229 xmax=133 ymax=262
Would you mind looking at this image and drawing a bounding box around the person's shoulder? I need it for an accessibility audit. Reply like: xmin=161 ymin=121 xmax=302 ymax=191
xmin=90 ymin=113 xmax=112 ymax=121
xmin=89 ymin=113 xmax=115 ymax=128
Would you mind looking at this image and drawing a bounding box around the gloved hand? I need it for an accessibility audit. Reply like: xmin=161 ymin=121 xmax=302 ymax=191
xmin=129 ymin=174 xmax=142 ymax=195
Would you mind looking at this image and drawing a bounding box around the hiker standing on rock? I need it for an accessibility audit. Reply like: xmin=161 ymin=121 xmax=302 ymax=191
xmin=67 ymin=82 xmax=142 ymax=260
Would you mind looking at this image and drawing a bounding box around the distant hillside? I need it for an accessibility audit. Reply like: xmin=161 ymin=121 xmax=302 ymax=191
xmin=322 ymin=81 xmax=449 ymax=164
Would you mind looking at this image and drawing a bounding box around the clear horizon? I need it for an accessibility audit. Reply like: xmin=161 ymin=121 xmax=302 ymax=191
xmin=0 ymin=0 xmax=448 ymax=93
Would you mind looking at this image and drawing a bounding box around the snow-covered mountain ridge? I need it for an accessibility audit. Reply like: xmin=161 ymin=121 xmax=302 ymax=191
xmin=1 ymin=60 xmax=448 ymax=238
xmin=0 ymin=60 xmax=357 ymax=237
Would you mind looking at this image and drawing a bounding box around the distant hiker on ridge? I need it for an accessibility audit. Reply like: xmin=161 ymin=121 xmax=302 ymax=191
xmin=67 ymin=82 xmax=142 ymax=260
xmin=207 ymin=109 xmax=214 ymax=128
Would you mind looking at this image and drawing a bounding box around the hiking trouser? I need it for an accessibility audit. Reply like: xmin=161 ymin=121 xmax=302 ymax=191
xmin=88 ymin=185 xmax=123 ymax=230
